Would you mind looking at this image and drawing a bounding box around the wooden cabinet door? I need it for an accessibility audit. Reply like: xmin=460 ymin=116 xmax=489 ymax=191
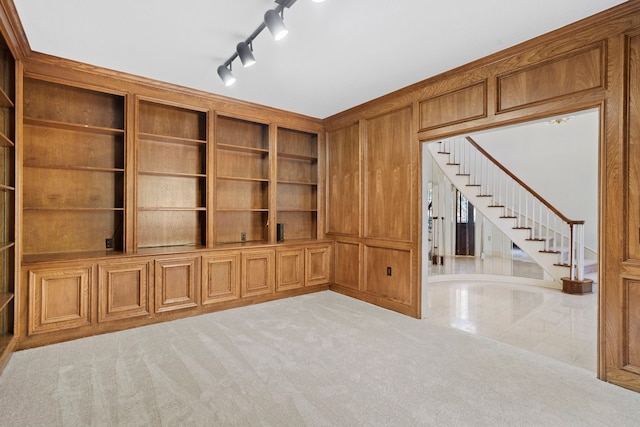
xmin=306 ymin=244 xmax=332 ymax=287
xmin=98 ymin=261 xmax=150 ymax=322
xmin=241 ymin=250 xmax=275 ymax=297
xmin=28 ymin=266 xmax=92 ymax=335
xmin=202 ymin=252 xmax=240 ymax=305
xmin=277 ymin=248 xmax=304 ymax=291
xmin=154 ymin=256 xmax=199 ymax=313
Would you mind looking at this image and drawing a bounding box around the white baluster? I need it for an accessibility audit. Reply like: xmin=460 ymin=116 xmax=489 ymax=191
xmin=539 ymin=201 xmax=543 ymax=240
xmin=546 ymin=210 xmax=550 ymax=251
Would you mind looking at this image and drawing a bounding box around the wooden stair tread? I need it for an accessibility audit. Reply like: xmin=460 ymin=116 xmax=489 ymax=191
xmin=513 ymin=226 xmax=531 ymax=230
xmin=540 ymin=250 xmax=561 ymax=254
xmin=488 ymin=205 xmax=504 ymax=208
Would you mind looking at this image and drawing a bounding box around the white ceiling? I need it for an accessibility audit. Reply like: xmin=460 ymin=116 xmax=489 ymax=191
xmin=13 ymin=0 xmax=628 ymax=119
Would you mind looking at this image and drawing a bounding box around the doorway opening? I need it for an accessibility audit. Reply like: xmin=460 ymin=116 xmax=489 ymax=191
xmin=420 ymin=107 xmax=599 ymax=373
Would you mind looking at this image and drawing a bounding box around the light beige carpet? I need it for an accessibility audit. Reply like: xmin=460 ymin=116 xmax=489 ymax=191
xmin=0 ymin=290 xmax=639 ymax=426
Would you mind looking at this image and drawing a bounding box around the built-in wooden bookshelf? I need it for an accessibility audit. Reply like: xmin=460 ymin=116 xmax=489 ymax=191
xmin=137 ymin=100 xmax=207 ymax=249
xmin=276 ymin=127 xmax=318 ymax=241
xmin=22 ymin=78 xmax=125 ymax=256
xmin=17 ymin=67 xmax=329 ymax=350
xmin=0 ymin=33 xmax=15 ymax=369
xmin=215 ymin=115 xmax=270 ymax=244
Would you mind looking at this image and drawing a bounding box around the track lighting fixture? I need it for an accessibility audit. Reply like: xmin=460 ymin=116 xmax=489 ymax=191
xmin=264 ymin=9 xmax=288 ymax=41
xmin=217 ymin=65 xmax=236 ymax=86
xmin=217 ymin=0 xmax=325 ymax=86
xmin=237 ymin=42 xmax=256 ymax=67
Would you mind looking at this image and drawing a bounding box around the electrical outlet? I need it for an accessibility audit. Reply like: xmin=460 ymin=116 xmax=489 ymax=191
xmin=387 ymin=267 xmax=392 ymax=276
xmin=241 ymin=232 xmax=247 ymax=241
xmin=105 ymin=238 xmax=114 ymax=249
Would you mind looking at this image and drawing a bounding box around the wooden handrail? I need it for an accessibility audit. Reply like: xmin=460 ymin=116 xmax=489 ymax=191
xmin=465 ymin=136 xmax=583 ymax=226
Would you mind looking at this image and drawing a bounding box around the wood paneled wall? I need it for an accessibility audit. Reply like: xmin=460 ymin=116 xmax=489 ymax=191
xmin=1 ymin=0 xmax=640 ymax=393
xmin=324 ymin=0 xmax=640 ymax=392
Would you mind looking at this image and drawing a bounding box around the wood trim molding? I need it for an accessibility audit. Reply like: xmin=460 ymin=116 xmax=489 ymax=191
xmin=23 ymin=51 xmax=324 ymax=128
xmin=0 ymin=0 xmax=31 ymax=60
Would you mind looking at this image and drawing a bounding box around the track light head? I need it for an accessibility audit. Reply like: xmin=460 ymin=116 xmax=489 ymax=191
xmin=217 ymin=65 xmax=236 ymax=86
xmin=264 ymin=9 xmax=288 ymax=41
xmin=237 ymin=42 xmax=256 ymax=67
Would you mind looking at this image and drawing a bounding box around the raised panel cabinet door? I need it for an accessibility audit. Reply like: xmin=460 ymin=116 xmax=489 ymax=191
xmin=277 ymin=248 xmax=304 ymax=291
xmin=241 ymin=250 xmax=275 ymax=297
xmin=98 ymin=261 xmax=150 ymax=322
xmin=305 ymin=244 xmax=332 ymax=287
xmin=28 ymin=266 xmax=92 ymax=335
xmin=201 ymin=252 xmax=240 ymax=305
xmin=154 ymin=256 xmax=199 ymax=313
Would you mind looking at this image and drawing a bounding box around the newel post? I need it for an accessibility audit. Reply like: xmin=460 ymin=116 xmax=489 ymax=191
xmin=561 ymin=221 xmax=593 ymax=294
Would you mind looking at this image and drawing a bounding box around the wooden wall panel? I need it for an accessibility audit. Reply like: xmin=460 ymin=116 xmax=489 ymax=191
xmin=326 ymin=124 xmax=360 ymax=236
xmin=419 ymin=82 xmax=486 ymax=131
xmin=628 ymin=34 xmax=640 ymax=260
xmin=334 ymin=241 xmax=360 ymax=290
xmin=154 ymin=256 xmax=198 ymax=313
xmin=498 ymin=44 xmax=604 ymax=112
xmin=627 ymin=279 xmax=640 ymax=371
xmin=364 ymin=246 xmax=412 ymax=305
xmin=28 ymin=266 xmax=91 ymax=335
xmin=98 ymin=262 xmax=150 ymax=322
xmin=201 ymin=252 xmax=240 ymax=305
xmin=365 ymin=107 xmax=412 ymax=241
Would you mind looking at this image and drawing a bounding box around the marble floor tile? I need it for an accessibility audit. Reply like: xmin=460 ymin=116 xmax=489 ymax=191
xmin=424 ymin=260 xmax=598 ymax=374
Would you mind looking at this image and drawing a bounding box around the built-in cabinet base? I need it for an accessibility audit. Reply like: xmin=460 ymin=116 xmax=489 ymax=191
xmin=20 ymin=241 xmax=332 ymax=349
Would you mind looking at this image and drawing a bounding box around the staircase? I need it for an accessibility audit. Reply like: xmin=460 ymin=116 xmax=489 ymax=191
xmin=427 ymin=136 xmax=592 ymax=291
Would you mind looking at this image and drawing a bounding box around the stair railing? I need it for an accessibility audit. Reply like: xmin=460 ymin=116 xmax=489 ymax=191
xmin=437 ymin=136 xmax=586 ymax=281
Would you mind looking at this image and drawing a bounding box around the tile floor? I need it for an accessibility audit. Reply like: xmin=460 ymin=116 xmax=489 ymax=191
xmin=423 ymin=256 xmax=598 ymax=374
